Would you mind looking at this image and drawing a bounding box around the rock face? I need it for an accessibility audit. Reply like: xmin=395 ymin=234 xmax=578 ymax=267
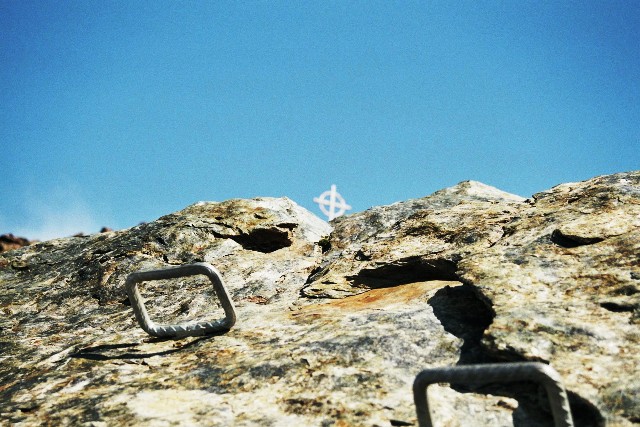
xmin=1 ymin=172 xmax=638 ymax=426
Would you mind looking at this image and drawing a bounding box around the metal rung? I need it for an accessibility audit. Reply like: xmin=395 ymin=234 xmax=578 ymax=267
xmin=413 ymin=362 xmax=574 ymax=427
xmin=125 ymin=262 xmax=236 ymax=338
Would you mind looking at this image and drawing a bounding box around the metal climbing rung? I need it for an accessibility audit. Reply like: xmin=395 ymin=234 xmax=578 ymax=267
xmin=125 ymin=262 xmax=236 ymax=338
xmin=413 ymin=362 xmax=574 ymax=427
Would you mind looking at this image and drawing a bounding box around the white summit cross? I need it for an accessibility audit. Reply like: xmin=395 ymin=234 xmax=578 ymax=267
xmin=314 ymin=184 xmax=352 ymax=221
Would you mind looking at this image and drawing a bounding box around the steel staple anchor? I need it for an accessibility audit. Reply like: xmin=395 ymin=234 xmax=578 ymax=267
xmin=125 ymin=262 xmax=236 ymax=338
xmin=413 ymin=362 xmax=574 ymax=427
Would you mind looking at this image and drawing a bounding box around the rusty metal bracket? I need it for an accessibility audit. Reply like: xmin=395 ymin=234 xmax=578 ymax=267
xmin=413 ymin=362 xmax=574 ymax=427
xmin=125 ymin=262 xmax=236 ymax=338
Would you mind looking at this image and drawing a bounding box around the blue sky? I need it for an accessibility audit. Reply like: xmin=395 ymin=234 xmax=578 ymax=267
xmin=1 ymin=1 xmax=638 ymax=240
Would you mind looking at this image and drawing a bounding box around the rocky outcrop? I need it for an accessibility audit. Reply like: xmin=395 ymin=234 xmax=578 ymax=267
xmin=0 ymin=234 xmax=32 ymax=253
xmin=0 ymin=172 xmax=638 ymax=426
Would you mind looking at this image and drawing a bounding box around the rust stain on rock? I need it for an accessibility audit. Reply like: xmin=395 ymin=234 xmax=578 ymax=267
xmin=292 ymin=280 xmax=460 ymax=320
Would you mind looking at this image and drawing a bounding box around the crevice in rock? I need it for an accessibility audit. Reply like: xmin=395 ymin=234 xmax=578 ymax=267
xmin=354 ymin=249 xmax=372 ymax=261
xmin=427 ymin=284 xmax=605 ymax=427
xmin=600 ymin=301 xmax=637 ymax=313
xmin=276 ymin=222 xmax=298 ymax=230
xmin=348 ymin=256 xmax=459 ymax=288
xmin=389 ymin=419 xmax=413 ymax=426
xmin=551 ymin=229 xmax=604 ymax=248
xmin=317 ymin=236 xmax=331 ymax=253
xmin=230 ymin=227 xmax=292 ymax=253
xmin=304 ymin=266 xmax=324 ymax=284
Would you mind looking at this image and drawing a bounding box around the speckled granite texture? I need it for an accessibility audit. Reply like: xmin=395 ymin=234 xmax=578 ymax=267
xmin=1 ymin=172 xmax=638 ymax=426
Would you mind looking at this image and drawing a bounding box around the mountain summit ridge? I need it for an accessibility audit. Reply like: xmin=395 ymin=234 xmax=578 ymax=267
xmin=1 ymin=171 xmax=638 ymax=426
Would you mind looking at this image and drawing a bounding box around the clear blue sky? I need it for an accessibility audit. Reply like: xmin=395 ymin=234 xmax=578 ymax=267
xmin=1 ymin=1 xmax=638 ymax=240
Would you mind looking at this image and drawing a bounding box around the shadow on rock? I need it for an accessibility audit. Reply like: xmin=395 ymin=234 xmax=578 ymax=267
xmin=70 ymin=335 xmax=216 ymax=361
xmin=427 ymin=284 xmax=604 ymax=427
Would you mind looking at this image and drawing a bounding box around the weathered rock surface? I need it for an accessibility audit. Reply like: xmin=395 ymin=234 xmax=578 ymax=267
xmin=1 ymin=172 xmax=638 ymax=426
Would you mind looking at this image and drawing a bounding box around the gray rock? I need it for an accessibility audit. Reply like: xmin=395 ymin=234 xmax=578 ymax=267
xmin=1 ymin=173 xmax=638 ymax=426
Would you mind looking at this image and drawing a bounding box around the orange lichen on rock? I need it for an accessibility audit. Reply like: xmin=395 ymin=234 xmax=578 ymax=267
xmin=291 ymin=280 xmax=460 ymax=320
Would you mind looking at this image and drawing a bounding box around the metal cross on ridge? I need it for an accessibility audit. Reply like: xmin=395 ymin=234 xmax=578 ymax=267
xmin=314 ymin=184 xmax=352 ymax=221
